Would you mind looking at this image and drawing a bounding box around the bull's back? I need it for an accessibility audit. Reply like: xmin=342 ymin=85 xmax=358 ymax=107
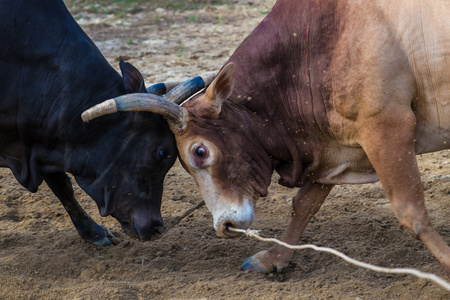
xmin=0 ymin=0 xmax=119 ymax=133
xmin=0 ymin=0 xmax=121 ymax=190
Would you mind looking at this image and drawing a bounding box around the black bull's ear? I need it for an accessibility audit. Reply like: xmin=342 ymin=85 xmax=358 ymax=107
xmin=119 ymin=61 xmax=147 ymax=93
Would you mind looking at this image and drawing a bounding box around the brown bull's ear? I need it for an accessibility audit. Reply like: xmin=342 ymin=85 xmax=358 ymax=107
xmin=201 ymin=63 xmax=235 ymax=118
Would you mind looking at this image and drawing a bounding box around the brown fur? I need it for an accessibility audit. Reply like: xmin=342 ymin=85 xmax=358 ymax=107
xmin=174 ymin=0 xmax=450 ymax=273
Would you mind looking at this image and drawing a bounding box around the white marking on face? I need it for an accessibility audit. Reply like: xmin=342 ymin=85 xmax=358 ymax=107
xmin=193 ymin=168 xmax=255 ymax=234
xmin=181 ymin=139 xmax=255 ymax=235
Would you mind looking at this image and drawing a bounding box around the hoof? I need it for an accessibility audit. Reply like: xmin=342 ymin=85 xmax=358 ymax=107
xmin=92 ymin=237 xmax=113 ymax=246
xmin=241 ymin=256 xmax=274 ymax=273
xmin=91 ymin=230 xmax=115 ymax=246
xmin=80 ymin=225 xmax=116 ymax=246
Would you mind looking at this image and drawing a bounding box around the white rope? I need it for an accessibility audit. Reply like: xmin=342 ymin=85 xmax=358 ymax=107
xmin=230 ymin=228 xmax=450 ymax=292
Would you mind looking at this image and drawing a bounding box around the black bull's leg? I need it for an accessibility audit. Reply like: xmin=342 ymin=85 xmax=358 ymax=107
xmin=44 ymin=173 xmax=114 ymax=246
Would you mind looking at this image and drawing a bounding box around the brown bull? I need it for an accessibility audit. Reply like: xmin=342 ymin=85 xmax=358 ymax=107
xmin=83 ymin=0 xmax=450 ymax=274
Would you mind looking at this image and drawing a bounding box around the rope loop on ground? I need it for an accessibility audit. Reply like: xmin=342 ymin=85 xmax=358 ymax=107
xmin=163 ymin=201 xmax=450 ymax=292
xmin=230 ymin=227 xmax=450 ymax=292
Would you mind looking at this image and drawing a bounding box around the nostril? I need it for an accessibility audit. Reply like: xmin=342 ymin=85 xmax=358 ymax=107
xmin=223 ymin=222 xmax=243 ymax=236
xmin=215 ymin=201 xmax=255 ymax=237
xmin=224 ymin=222 xmax=234 ymax=230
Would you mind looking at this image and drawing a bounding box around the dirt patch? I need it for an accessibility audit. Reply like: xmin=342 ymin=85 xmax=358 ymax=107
xmin=1 ymin=1 xmax=449 ymax=299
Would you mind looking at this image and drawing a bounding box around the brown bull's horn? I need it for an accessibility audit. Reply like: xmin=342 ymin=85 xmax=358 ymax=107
xmin=146 ymin=81 xmax=183 ymax=96
xmin=165 ymin=71 xmax=218 ymax=105
xmin=146 ymin=72 xmax=217 ymax=101
xmin=81 ymin=93 xmax=188 ymax=130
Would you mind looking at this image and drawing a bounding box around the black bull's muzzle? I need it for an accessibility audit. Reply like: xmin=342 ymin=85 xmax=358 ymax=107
xmin=121 ymin=216 xmax=165 ymax=241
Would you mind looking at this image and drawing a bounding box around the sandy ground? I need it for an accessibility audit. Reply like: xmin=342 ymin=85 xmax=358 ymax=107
xmin=1 ymin=1 xmax=449 ymax=299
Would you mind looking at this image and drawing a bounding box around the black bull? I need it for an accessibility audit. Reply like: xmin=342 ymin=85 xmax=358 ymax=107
xmin=0 ymin=0 xmax=210 ymax=244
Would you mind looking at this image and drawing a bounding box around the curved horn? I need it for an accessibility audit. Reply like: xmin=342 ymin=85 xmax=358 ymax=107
xmin=165 ymin=71 xmax=217 ymax=105
xmin=81 ymin=94 xmax=188 ymax=131
xmin=146 ymin=82 xmax=183 ymax=96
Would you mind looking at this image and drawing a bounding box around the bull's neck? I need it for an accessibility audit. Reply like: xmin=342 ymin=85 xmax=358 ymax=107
xmin=222 ymin=0 xmax=337 ymax=187
xmin=223 ymin=89 xmax=320 ymax=188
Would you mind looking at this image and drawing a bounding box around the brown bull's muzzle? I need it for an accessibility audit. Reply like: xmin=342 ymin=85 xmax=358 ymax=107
xmin=212 ymin=199 xmax=255 ymax=239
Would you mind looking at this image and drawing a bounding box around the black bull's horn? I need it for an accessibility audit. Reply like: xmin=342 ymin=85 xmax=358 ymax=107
xmin=81 ymin=71 xmax=217 ymax=130
xmin=81 ymin=94 xmax=189 ymax=130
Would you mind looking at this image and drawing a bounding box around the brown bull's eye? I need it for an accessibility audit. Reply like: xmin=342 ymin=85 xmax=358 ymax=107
xmin=195 ymin=146 xmax=208 ymax=159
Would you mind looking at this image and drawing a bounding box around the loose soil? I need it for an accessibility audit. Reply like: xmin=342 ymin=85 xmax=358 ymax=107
xmin=1 ymin=1 xmax=449 ymax=299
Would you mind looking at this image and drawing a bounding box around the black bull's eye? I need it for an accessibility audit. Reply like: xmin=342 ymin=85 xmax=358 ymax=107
xmin=195 ymin=146 xmax=208 ymax=159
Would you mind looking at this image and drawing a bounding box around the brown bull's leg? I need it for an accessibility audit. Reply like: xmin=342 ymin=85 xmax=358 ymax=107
xmin=242 ymin=181 xmax=333 ymax=273
xmin=359 ymin=110 xmax=450 ymax=276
